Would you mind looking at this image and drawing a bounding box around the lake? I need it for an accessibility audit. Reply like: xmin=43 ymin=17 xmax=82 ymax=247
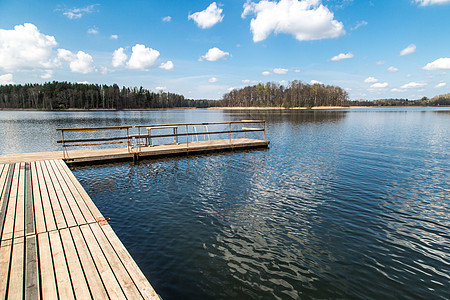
xmin=0 ymin=108 xmax=449 ymax=299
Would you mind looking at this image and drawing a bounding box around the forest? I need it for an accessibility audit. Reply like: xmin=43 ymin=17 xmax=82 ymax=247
xmin=221 ymin=81 xmax=349 ymax=107
xmin=0 ymin=81 xmax=213 ymax=110
xmin=349 ymin=94 xmax=450 ymax=106
xmin=0 ymin=81 xmax=448 ymax=110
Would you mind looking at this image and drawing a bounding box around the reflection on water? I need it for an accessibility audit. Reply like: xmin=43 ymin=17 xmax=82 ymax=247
xmin=64 ymin=108 xmax=450 ymax=299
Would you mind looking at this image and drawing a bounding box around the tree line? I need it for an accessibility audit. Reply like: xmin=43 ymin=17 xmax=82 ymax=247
xmin=349 ymin=94 xmax=450 ymax=107
xmin=220 ymin=81 xmax=349 ymax=107
xmin=0 ymin=81 xmax=213 ymax=109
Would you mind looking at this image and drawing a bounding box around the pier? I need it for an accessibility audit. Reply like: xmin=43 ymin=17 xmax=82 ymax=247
xmin=0 ymin=120 xmax=269 ymax=299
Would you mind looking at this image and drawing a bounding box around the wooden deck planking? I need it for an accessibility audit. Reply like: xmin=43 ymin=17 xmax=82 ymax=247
xmin=0 ymin=160 xmax=159 ymax=299
xmin=0 ymin=138 xmax=269 ymax=165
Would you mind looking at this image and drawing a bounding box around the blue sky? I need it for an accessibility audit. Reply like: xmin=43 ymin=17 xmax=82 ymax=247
xmin=0 ymin=0 xmax=449 ymax=100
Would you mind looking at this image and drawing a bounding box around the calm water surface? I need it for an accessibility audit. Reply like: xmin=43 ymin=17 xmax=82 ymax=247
xmin=1 ymin=108 xmax=449 ymax=299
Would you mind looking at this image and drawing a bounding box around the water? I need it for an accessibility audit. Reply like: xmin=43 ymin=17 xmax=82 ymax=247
xmin=1 ymin=108 xmax=449 ymax=299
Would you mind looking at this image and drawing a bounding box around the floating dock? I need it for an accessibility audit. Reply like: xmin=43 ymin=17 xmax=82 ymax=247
xmin=0 ymin=120 xmax=269 ymax=299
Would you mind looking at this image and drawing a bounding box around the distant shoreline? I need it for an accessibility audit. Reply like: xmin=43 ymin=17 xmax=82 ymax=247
xmin=0 ymin=107 xmax=198 ymax=111
xmin=208 ymin=106 xmax=442 ymax=110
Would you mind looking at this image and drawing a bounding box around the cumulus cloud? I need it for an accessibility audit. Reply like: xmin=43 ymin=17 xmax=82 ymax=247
xmin=209 ymin=77 xmax=218 ymax=83
xmin=400 ymin=44 xmax=416 ymax=56
xmin=110 ymin=34 xmax=118 ymax=40
xmin=0 ymin=73 xmax=14 ymax=85
xmin=155 ymin=86 xmax=166 ymax=91
xmin=159 ymin=61 xmax=174 ymax=70
xmin=435 ymin=82 xmax=446 ymax=88
xmin=415 ymin=0 xmax=450 ymax=6
xmin=59 ymin=4 xmax=98 ymax=19
xmin=423 ymin=57 xmax=450 ymax=70
xmin=112 ymin=47 xmax=128 ymax=67
xmin=188 ymin=2 xmax=224 ymax=29
xmin=262 ymin=71 xmax=271 ymax=76
xmin=127 ymin=44 xmax=160 ymax=70
xmin=370 ymin=82 xmax=388 ymax=88
xmin=364 ymin=77 xmax=378 ymax=83
xmin=331 ymin=52 xmax=354 ymax=61
xmin=400 ymin=81 xmax=427 ymax=89
xmin=57 ymin=49 xmax=95 ymax=74
xmin=162 ymin=16 xmax=172 ymax=22
xmin=387 ymin=66 xmax=398 ymax=72
xmin=391 ymin=88 xmax=405 ymax=92
xmin=199 ymin=47 xmax=229 ymax=61
xmin=242 ymin=0 xmax=345 ymax=42
xmin=273 ymin=68 xmax=288 ymax=74
xmin=311 ymin=79 xmax=322 ymax=84
xmin=0 ymin=23 xmax=57 ymax=72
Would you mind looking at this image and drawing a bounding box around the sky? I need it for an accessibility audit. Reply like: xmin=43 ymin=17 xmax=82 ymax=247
xmin=0 ymin=0 xmax=449 ymax=100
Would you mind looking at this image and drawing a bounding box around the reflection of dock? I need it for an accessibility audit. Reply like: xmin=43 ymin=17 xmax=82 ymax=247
xmin=0 ymin=160 xmax=159 ymax=299
xmin=0 ymin=120 xmax=269 ymax=299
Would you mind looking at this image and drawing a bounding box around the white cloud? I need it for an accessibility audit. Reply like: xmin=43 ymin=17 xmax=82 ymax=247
xmin=199 ymin=47 xmax=229 ymax=61
xmin=242 ymin=79 xmax=251 ymax=83
xmin=87 ymin=27 xmax=99 ymax=34
xmin=400 ymin=81 xmax=427 ymax=89
xmin=0 ymin=23 xmax=57 ymax=72
xmin=400 ymin=44 xmax=416 ymax=56
xmin=155 ymin=86 xmax=166 ymax=91
xmin=262 ymin=71 xmax=271 ymax=76
xmin=376 ymin=61 xmax=385 ymax=65
xmin=279 ymin=80 xmax=288 ymax=85
xmin=273 ymin=68 xmax=288 ymax=74
xmin=242 ymin=0 xmax=345 ymax=42
xmin=387 ymin=66 xmax=398 ymax=72
xmin=59 ymin=5 xmax=98 ymax=19
xmin=0 ymin=73 xmax=14 ymax=84
xmin=162 ymin=16 xmax=172 ymax=22
xmin=112 ymin=47 xmax=128 ymax=67
xmin=70 ymin=51 xmax=95 ymax=74
xmin=423 ymin=57 xmax=450 ymax=70
xmin=77 ymin=81 xmax=89 ymax=84
xmin=209 ymin=77 xmax=218 ymax=83
xmin=310 ymin=79 xmax=322 ymax=84
xmin=159 ymin=61 xmax=174 ymax=70
xmin=99 ymin=66 xmax=109 ymax=75
xmin=188 ymin=2 xmax=224 ymax=29
xmin=294 ymin=69 xmax=301 ymax=73
xmin=391 ymin=88 xmax=405 ymax=92
xmin=41 ymin=70 xmax=53 ymax=79
xmin=127 ymin=44 xmax=160 ymax=70
xmin=352 ymin=20 xmax=368 ymax=31
xmin=415 ymin=0 xmax=450 ymax=6
xmin=110 ymin=34 xmax=118 ymax=40
xmin=364 ymin=76 xmax=378 ymax=83
xmin=331 ymin=52 xmax=354 ymax=61
xmin=370 ymin=82 xmax=388 ymax=88
xmin=435 ymin=82 xmax=447 ymax=88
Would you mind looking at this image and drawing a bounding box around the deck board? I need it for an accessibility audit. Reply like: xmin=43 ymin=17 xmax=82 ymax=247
xmin=0 ymin=160 xmax=159 ymax=299
xmin=0 ymin=138 xmax=269 ymax=165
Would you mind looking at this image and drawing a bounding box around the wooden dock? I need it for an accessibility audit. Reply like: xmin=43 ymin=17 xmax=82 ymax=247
xmin=0 ymin=160 xmax=160 ymax=299
xmin=0 ymin=138 xmax=269 ymax=165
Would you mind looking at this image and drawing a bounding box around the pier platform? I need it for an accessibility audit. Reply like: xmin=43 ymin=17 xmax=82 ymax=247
xmin=0 ymin=160 xmax=159 ymax=299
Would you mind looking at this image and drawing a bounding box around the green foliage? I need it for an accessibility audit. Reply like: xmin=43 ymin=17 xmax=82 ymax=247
xmin=0 ymin=81 xmax=212 ymax=110
xmin=220 ymin=81 xmax=349 ymax=107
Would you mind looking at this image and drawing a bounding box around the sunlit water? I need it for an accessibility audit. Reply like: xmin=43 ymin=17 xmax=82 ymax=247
xmin=1 ymin=108 xmax=449 ymax=299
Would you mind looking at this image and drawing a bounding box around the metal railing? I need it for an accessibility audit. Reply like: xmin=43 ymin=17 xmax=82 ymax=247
xmin=57 ymin=120 xmax=266 ymax=156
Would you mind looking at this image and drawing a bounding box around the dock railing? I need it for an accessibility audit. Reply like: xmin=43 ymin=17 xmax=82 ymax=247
xmin=133 ymin=120 xmax=266 ymax=151
xmin=56 ymin=125 xmax=132 ymax=158
xmin=57 ymin=120 xmax=266 ymax=155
